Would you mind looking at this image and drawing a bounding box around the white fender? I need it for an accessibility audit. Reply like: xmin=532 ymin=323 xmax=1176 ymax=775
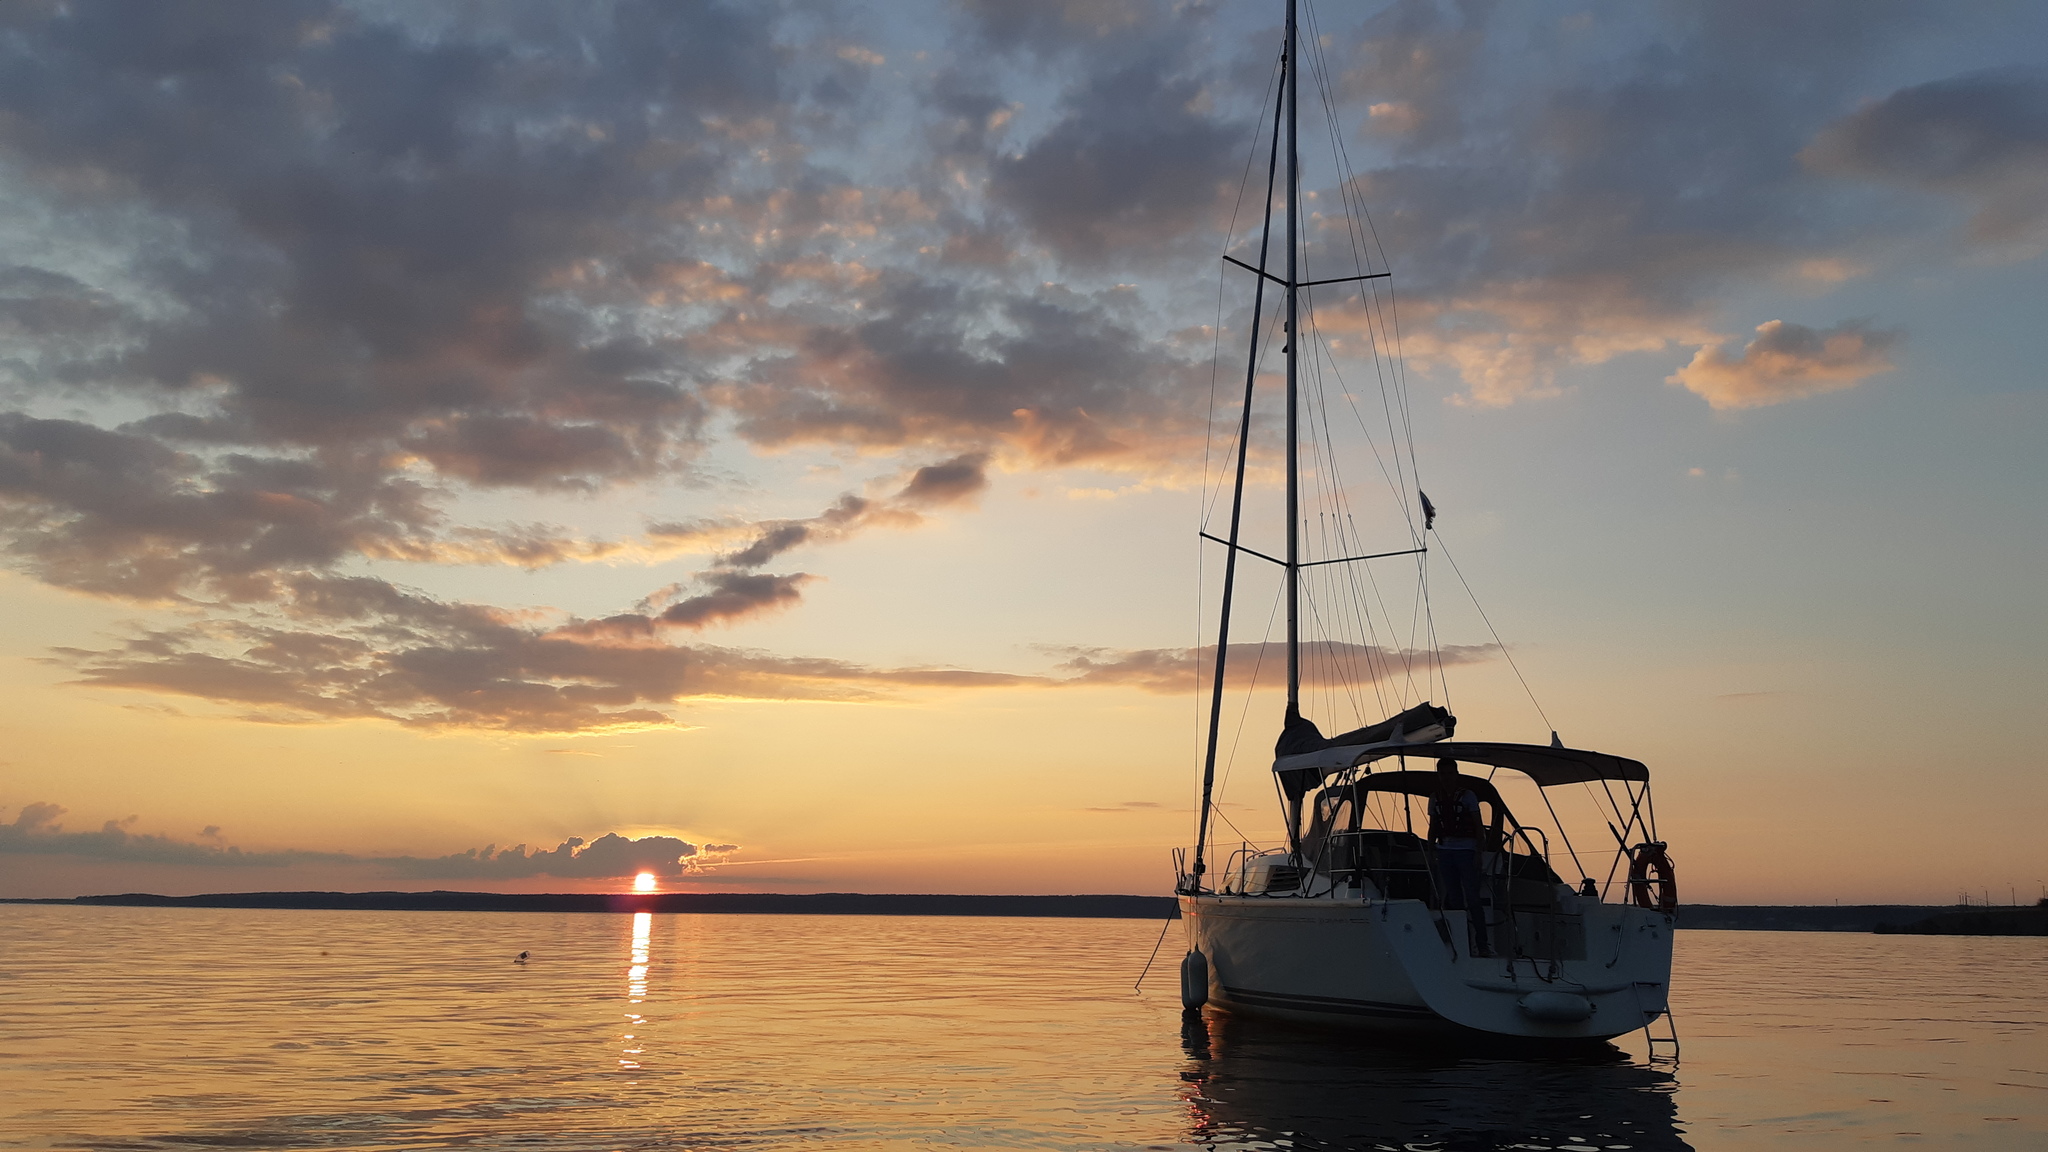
xmin=1180 ymin=950 xmax=1209 ymax=1010
xmin=1518 ymin=990 xmax=1594 ymax=1022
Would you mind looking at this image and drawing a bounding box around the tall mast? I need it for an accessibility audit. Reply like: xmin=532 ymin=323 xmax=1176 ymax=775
xmin=1187 ymin=0 xmax=1427 ymax=894
xmin=1283 ymin=0 xmax=1301 ymax=716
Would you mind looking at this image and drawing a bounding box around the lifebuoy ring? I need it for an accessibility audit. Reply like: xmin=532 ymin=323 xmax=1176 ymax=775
xmin=1628 ymin=841 xmax=1678 ymax=915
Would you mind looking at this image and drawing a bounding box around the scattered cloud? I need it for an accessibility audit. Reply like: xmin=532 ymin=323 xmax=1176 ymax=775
xmin=987 ymin=54 xmax=1243 ymax=263
xmin=55 ymin=574 xmax=1055 ymax=733
xmin=1804 ymin=68 xmax=2048 ymax=258
xmin=896 ymin=452 xmax=990 ymax=507
xmin=1293 ymin=3 xmax=1988 ymax=406
xmin=1667 ymin=320 xmax=1901 ymax=410
xmin=0 ymin=1 xmax=2029 ymax=736
xmin=1050 ymin=640 xmax=1493 ymax=696
xmin=49 ymin=573 xmax=1492 ymax=733
xmin=389 ymin=833 xmax=733 ymax=881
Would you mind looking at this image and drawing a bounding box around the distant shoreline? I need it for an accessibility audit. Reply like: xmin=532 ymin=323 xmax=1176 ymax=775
xmin=2 ymin=891 xmax=2033 ymax=931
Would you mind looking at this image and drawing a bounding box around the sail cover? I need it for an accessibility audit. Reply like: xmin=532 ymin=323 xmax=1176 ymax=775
xmin=1274 ymin=701 xmax=1455 ymax=759
xmin=1273 ymin=702 xmax=1457 ymax=803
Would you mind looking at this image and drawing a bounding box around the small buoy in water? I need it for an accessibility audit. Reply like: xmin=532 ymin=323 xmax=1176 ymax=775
xmin=1179 ymin=950 xmax=1208 ymax=1010
xmin=515 ymin=951 xmax=529 ymax=964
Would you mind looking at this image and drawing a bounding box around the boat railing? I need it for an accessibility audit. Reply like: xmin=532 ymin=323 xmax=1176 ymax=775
xmin=1322 ymin=830 xmax=1435 ymax=901
xmin=1222 ymin=842 xmax=1254 ymax=895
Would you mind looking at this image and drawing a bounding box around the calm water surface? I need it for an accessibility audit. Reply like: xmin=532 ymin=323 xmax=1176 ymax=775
xmin=0 ymin=907 xmax=2040 ymax=1150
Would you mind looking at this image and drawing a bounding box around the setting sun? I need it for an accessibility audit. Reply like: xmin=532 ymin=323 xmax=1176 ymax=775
xmin=632 ymin=872 xmax=656 ymax=894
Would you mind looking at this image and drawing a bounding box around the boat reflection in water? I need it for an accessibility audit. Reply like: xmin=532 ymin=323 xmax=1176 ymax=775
xmin=1178 ymin=1011 xmax=1689 ymax=1151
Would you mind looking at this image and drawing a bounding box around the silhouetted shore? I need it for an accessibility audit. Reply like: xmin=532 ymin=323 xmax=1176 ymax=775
xmin=6 ymin=891 xmax=2033 ymax=930
xmin=1679 ymin=904 xmax=1961 ymax=932
xmin=1873 ymin=903 xmax=2048 ymax=936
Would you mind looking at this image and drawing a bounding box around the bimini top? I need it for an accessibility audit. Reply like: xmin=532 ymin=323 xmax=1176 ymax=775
xmin=1361 ymin=742 xmax=1649 ymax=787
xmin=1276 ymin=738 xmax=1648 ymax=800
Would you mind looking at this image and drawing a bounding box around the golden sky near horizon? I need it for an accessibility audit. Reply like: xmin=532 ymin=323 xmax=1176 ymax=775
xmin=2 ymin=1 xmax=2044 ymax=905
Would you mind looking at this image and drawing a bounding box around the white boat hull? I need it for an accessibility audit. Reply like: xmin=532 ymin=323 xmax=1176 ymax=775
xmin=1181 ymin=893 xmax=1673 ymax=1042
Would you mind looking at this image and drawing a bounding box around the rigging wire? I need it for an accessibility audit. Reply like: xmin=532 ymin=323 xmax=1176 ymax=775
xmin=1202 ymin=52 xmax=1285 ymax=530
xmin=1299 ymin=296 xmax=1416 ymax=716
xmin=1303 ymin=5 xmax=1417 ymax=537
xmin=1194 ymin=51 xmax=1288 ymax=858
xmin=1294 ymin=7 xmax=1442 ymax=718
xmin=1195 ymin=2 xmax=1576 ymax=872
xmin=1197 ymin=54 xmax=1293 ymax=874
xmin=1209 ymin=583 xmax=1288 ymax=853
xmin=1303 ymin=2 xmax=1424 ymax=520
xmin=1431 ymin=528 xmax=1554 ymax=735
xmin=1305 ymin=1 xmax=1444 ymax=719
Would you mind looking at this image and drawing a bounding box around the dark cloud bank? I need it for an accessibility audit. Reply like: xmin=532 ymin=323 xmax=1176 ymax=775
xmin=1 ymin=801 xmax=738 ymax=880
xmin=0 ymin=801 xmax=736 ymax=879
xmin=0 ymin=1 xmax=2037 ymax=732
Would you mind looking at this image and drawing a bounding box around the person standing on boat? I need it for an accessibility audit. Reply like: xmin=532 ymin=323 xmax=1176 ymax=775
xmin=1429 ymin=758 xmax=1493 ymax=957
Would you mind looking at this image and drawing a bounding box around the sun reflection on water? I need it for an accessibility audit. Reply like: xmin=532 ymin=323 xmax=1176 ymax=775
xmin=619 ymin=911 xmax=651 ymax=1073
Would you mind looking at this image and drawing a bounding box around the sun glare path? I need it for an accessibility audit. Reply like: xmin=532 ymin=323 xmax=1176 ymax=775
xmin=633 ymin=872 xmax=656 ymax=893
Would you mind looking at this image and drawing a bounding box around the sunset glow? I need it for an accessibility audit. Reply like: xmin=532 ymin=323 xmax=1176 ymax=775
xmin=0 ymin=1 xmax=2038 ymax=908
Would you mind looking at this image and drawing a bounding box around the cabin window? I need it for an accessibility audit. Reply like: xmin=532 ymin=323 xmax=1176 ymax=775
xmin=1306 ymin=794 xmax=1356 ymax=841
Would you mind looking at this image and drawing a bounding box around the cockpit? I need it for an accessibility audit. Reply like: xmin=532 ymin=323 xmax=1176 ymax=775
xmin=1298 ymin=772 xmax=1566 ymax=906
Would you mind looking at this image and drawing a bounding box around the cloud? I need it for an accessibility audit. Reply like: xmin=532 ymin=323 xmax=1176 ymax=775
xmin=2 ymin=800 xmax=347 ymax=868
xmin=0 ymin=411 xmax=690 ymax=602
xmin=55 ymin=573 xmax=1055 ymax=732
xmin=1276 ymin=1 xmax=1972 ymax=406
xmin=657 ymin=571 xmax=813 ymax=629
xmin=1052 ymin=640 xmax=1493 ymax=696
xmin=711 ymin=493 xmax=909 ymax=570
xmin=956 ymin=0 xmax=1152 ymax=57
xmin=0 ymin=0 xmax=2020 ymax=739
xmin=709 ymin=275 xmax=1209 ymax=469
xmin=0 ymin=0 xmax=767 ymax=483
xmin=896 ymin=452 xmax=990 ymax=506
xmin=0 ymin=413 xmax=435 ymax=599
xmin=1803 ymin=68 xmax=2048 ymax=257
xmin=566 ymin=489 xmax=936 ymax=644
xmin=1667 ymin=320 xmax=1900 ymax=410
xmin=10 ymin=802 xmax=65 ymax=833
xmin=387 ymin=833 xmax=728 ymax=881
xmin=0 ymin=2 xmax=2012 ymax=480
xmin=987 ymin=54 xmax=1244 ymax=263
xmin=50 ymin=564 xmax=1495 ymax=733
xmin=0 ymin=3 xmax=1011 ymax=617
xmin=0 ymin=801 xmax=738 ymax=879
xmin=561 ymin=571 xmax=816 ymax=641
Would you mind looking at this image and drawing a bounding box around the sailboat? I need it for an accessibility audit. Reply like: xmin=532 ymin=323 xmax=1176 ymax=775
xmin=1175 ymin=0 xmax=1677 ymax=1047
